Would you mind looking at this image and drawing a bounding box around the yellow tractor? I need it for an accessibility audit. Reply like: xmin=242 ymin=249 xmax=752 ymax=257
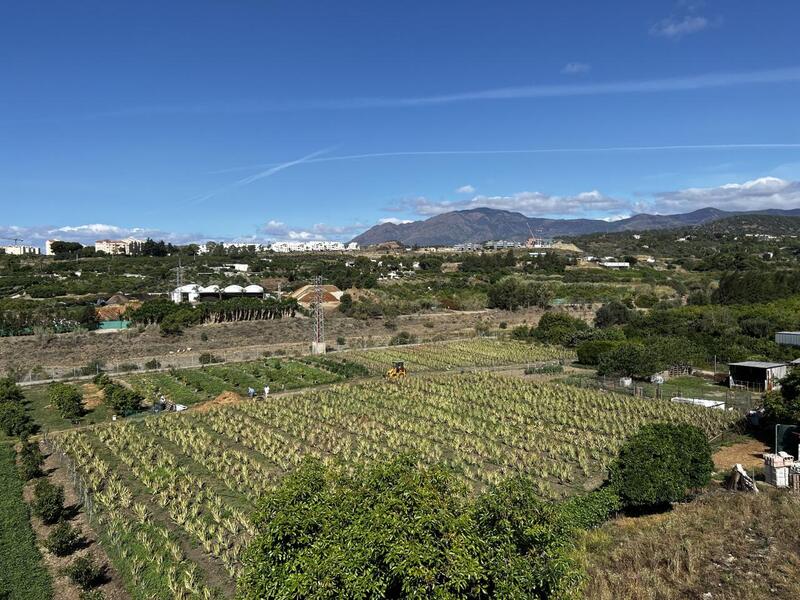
xmin=385 ymin=361 xmax=407 ymax=380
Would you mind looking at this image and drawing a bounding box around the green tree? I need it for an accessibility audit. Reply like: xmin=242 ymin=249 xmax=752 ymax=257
xmin=62 ymin=556 xmax=105 ymax=590
xmin=48 ymin=383 xmax=84 ymax=420
xmin=0 ymin=402 xmax=32 ymax=437
xmin=597 ymin=342 xmax=657 ymax=378
xmin=764 ymin=370 xmax=800 ymax=424
xmin=31 ymin=479 xmax=65 ymax=524
xmin=531 ymin=312 xmax=589 ymax=346
xmin=18 ymin=440 xmax=44 ymax=480
xmin=0 ymin=376 xmax=23 ymax=403
xmin=238 ymin=456 xmax=585 ymax=600
xmin=595 ymin=301 xmax=632 ymax=328
xmin=610 ymin=423 xmax=713 ymax=508
xmin=45 ymin=522 xmax=83 ymax=557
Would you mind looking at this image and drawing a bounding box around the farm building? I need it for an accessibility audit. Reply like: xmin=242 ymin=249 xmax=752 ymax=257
xmin=170 ymin=283 xmax=266 ymax=304
xmin=289 ymin=284 xmax=344 ymax=308
xmin=776 ymin=331 xmax=800 ymax=347
xmin=728 ymin=361 xmax=788 ymax=392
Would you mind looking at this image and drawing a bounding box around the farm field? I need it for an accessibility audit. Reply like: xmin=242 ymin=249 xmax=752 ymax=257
xmin=0 ymin=444 xmax=53 ymax=600
xmin=339 ymin=338 xmax=575 ymax=374
xmin=121 ymin=339 xmax=573 ymax=407
xmin=50 ymin=372 xmax=739 ymax=596
xmin=124 ymin=358 xmax=344 ymax=405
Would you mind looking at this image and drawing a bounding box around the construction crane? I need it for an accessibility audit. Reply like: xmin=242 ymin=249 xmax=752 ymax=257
xmin=0 ymin=237 xmax=23 ymax=245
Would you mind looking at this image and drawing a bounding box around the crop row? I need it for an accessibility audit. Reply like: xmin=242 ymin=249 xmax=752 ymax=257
xmin=342 ymin=338 xmax=575 ymax=374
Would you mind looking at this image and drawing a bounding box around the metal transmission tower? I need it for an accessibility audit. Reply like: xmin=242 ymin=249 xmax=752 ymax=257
xmin=311 ymin=275 xmax=326 ymax=354
xmin=175 ymin=258 xmax=184 ymax=288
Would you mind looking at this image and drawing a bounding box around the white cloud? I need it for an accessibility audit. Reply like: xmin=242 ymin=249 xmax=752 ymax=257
xmin=0 ymin=223 xmax=210 ymax=248
xmin=649 ymin=177 xmax=800 ymax=212
xmin=456 ymin=184 xmax=476 ymax=194
xmin=561 ymin=62 xmax=591 ymax=75
xmin=399 ymin=189 xmax=628 ymax=218
xmin=257 ymin=220 xmax=365 ymax=241
xmin=650 ymin=15 xmax=710 ymax=39
xmin=378 ymin=218 xmax=413 ymax=225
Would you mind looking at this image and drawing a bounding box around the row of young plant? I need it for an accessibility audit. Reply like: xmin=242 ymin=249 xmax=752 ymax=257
xmin=124 ymin=358 xmax=344 ymax=405
xmin=49 ymin=430 xmax=223 ymax=599
xmin=342 ymin=338 xmax=575 ymax=375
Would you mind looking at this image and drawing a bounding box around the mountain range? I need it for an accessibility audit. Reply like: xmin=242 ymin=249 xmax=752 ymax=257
xmin=350 ymin=207 xmax=800 ymax=247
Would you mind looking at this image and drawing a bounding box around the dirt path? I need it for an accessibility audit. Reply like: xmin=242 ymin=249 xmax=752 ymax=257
xmin=24 ymin=445 xmax=129 ymax=600
xmin=712 ymin=438 xmax=769 ymax=470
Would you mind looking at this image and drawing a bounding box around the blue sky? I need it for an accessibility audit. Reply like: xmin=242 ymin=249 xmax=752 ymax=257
xmin=2 ymin=1 xmax=800 ymax=245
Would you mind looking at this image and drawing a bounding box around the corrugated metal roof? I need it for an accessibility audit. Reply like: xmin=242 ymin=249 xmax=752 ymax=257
xmin=729 ymin=361 xmax=786 ymax=369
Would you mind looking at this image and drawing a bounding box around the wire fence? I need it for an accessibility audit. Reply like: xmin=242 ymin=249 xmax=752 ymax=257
xmin=567 ymin=374 xmax=759 ymax=414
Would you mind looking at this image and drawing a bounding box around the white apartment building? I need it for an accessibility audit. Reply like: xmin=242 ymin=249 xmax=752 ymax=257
xmin=95 ymin=237 xmax=144 ymax=255
xmin=1 ymin=245 xmax=40 ymax=256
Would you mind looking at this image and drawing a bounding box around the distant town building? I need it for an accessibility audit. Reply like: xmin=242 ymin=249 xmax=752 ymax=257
xmin=599 ymin=261 xmax=630 ymax=269
xmin=45 ymin=240 xmax=58 ymax=255
xmin=0 ymin=245 xmax=40 ymax=255
xmin=95 ymin=237 xmax=144 ymax=255
xmin=483 ymin=240 xmax=520 ymax=250
xmin=453 ymin=242 xmax=482 ymax=252
xmin=270 ymin=240 xmax=355 ymax=253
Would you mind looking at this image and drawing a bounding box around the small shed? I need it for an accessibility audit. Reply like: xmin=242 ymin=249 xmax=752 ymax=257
xmin=728 ymin=361 xmax=788 ymax=392
xmin=776 ymin=331 xmax=800 ymax=347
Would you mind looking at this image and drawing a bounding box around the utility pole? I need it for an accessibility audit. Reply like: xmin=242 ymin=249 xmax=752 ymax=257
xmin=311 ymin=275 xmax=326 ymax=354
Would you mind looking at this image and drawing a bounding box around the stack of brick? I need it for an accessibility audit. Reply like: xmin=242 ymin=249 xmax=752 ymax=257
xmin=764 ymin=452 xmax=795 ymax=488
xmin=790 ymin=464 xmax=800 ymax=493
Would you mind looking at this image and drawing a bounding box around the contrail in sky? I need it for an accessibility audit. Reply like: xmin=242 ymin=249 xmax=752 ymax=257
xmin=187 ymin=147 xmax=335 ymax=205
xmin=79 ymin=65 xmax=800 ymax=119
xmin=211 ymin=143 xmax=800 ymax=175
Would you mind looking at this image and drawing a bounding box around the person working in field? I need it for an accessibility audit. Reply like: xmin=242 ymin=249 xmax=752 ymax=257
xmin=264 ymin=385 xmax=270 ymax=398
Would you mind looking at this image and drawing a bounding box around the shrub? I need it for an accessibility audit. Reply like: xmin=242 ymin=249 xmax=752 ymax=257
xmin=510 ymin=325 xmax=531 ymax=340
xmin=532 ymin=312 xmax=590 ymax=346
xmin=0 ymin=402 xmax=33 ymax=438
xmin=32 ymin=479 xmax=65 ymax=524
xmin=595 ymin=301 xmax=632 ymax=328
xmin=610 ymin=423 xmax=713 ymax=508
xmin=102 ymin=383 xmax=142 ymax=415
xmin=18 ymin=440 xmax=44 ymax=480
xmin=336 ymin=336 xmax=346 ymax=346
xmin=199 ymin=353 xmax=222 ymax=365
xmin=200 ymin=332 xmax=208 ymax=341
xmin=144 ymin=359 xmax=161 ymax=370
xmin=498 ymin=321 xmax=508 ymax=330
xmin=597 ymin=342 xmax=656 ymax=378
xmin=48 ymin=383 xmax=84 ymax=420
xmin=62 ymin=556 xmax=105 ymax=590
xmin=576 ymin=340 xmax=621 ymax=366
xmin=0 ymin=376 xmax=24 ymax=403
xmin=239 ymin=457 xmax=584 ymax=600
xmin=389 ymin=331 xmax=417 ymax=346
xmin=558 ymin=487 xmax=622 ymax=529
xmin=45 ymin=522 xmax=82 ymax=556
xmin=92 ymin=373 xmax=111 ymax=388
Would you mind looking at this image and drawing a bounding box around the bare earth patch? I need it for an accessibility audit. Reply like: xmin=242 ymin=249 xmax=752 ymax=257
xmin=713 ymin=439 xmax=769 ymax=471
xmin=80 ymin=383 xmax=104 ymax=409
xmin=193 ymin=390 xmax=244 ymax=413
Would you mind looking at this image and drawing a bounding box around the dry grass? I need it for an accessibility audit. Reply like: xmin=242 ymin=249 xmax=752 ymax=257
xmin=583 ymin=488 xmax=800 ymax=600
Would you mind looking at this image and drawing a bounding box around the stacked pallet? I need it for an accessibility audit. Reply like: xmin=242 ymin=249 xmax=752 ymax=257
xmin=764 ymin=452 xmax=795 ymax=488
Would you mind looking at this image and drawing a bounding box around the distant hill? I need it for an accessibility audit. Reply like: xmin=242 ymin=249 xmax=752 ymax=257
xmin=350 ymin=207 xmax=800 ymax=247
